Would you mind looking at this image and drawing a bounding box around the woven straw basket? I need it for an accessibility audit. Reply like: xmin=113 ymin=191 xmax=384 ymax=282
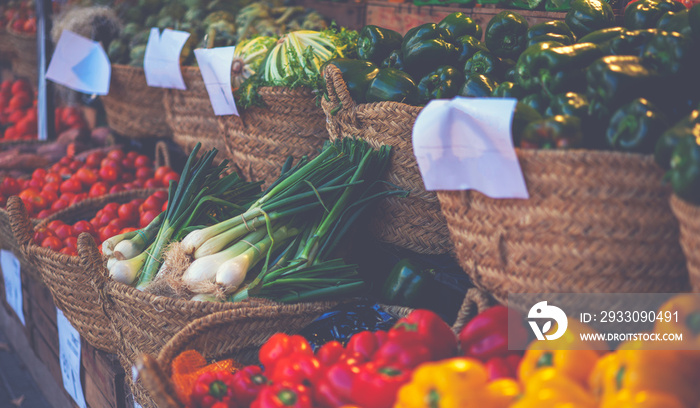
xmin=100 ymin=65 xmax=171 ymax=139
xmin=669 ymin=195 xmax=700 ymax=292
xmin=321 ymin=65 xmax=451 ymax=255
xmin=9 ymin=190 xmax=163 ymax=354
xmin=0 ymin=29 xmax=15 ymax=59
xmin=134 ymin=288 xmax=492 ymax=408
xmin=219 ymin=86 xmax=328 ymax=186
xmin=437 ymin=149 xmax=689 ymax=304
xmin=7 ymin=25 xmax=37 ymax=83
xmin=163 ymin=66 xmax=226 ymax=156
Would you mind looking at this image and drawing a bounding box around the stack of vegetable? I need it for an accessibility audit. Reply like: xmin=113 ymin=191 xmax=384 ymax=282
xmin=2 ymin=0 xmax=36 ymax=35
xmin=104 ymin=138 xmax=403 ymax=305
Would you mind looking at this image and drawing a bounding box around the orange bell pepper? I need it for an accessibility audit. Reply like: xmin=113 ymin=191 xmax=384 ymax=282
xmin=519 ymin=349 xmax=600 ymax=388
xmin=511 ymin=367 xmax=597 ymax=408
xmin=601 ymin=389 xmax=686 ymax=408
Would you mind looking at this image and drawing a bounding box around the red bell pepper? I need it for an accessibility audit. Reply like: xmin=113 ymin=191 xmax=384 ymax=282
xmin=485 ymin=354 xmax=521 ymax=380
xmin=316 ymin=341 xmax=345 ymax=366
xmin=388 ymin=310 xmax=458 ymax=361
xmin=351 ymin=362 xmax=411 ymax=408
xmin=230 ymin=365 xmax=268 ymax=406
xmin=458 ymin=305 xmax=528 ymax=362
xmin=269 ymin=353 xmax=323 ymax=386
xmin=371 ymin=338 xmax=432 ymax=369
xmin=313 ymin=363 xmax=358 ymax=408
xmin=346 ymin=331 xmax=384 ymax=361
xmin=259 ymin=333 xmax=312 ymax=373
xmin=251 ymin=382 xmax=313 ymax=408
xmin=191 ymin=370 xmax=238 ymax=408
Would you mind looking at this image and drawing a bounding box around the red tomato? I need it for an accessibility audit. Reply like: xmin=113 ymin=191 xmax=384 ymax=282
xmin=100 ymin=224 xmax=121 ymax=242
xmin=132 ymin=179 xmax=144 ymax=188
xmin=121 ymin=157 xmax=135 ymax=170
xmin=135 ymin=167 xmax=153 ymax=180
xmin=44 ymin=172 xmax=61 ymax=184
xmin=32 ymin=168 xmax=47 ymax=180
xmin=47 ymin=220 xmax=64 ymax=230
xmin=27 ymin=178 xmax=44 ymax=190
xmin=50 ymin=198 xmax=70 ymax=212
xmin=59 ymin=247 xmax=77 ymax=256
xmin=36 ymin=209 xmax=51 ymax=219
xmin=28 ymin=194 xmax=47 ymax=211
xmin=161 ymin=201 xmax=168 ymax=212
xmin=151 ymin=191 xmax=168 ymax=202
xmin=69 ymin=193 xmax=87 ymax=206
xmin=106 ymin=149 xmax=125 ymax=161
xmin=40 ymin=190 xmax=58 ymax=204
xmin=75 ymin=168 xmax=98 ymax=185
xmin=153 ymin=166 xmax=173 ymax=182
xmin=126 ymin=151 xmax=139 ymax=160
xmin=85 ymin=151 xmax=104 ymax=168
xmin=60 ymin=178 xmax=83 ymax=194
xmin=139 ymin=210 xmax=159 ymax=229
xmin=58 ymin=166 xmax=72 ymax=177
xmin=22 ymin=199 xmax=35 ymax=216
xmin=42 ymin=181 xmax=60 ymax=194
xmin=11 ymin=79 xmax=31 ymax=95
xmin=33 ymin=227 xmax=55 ymax=244
xmin=89 ymin=218 xmax=100 ymax=229
xmin=107 ymin=218 xmax=128 ymax=230
xmin=121 ymin=172 xmax=135 ymax=183
xmin=143 ymin=179 xmax=161 ymax=189
xmin=141 ymin=195 xmax=162 ymax=212
xmin=0 ymin=177 xmax=20 ymax=196
xmin=109 ymin=184 xmax=125 ymax=194
xmin=129 ymin=198 xmax=144 ymax=207
xmin=42 ymin=236 xmax=64 ymax=251
xmin=162 ymin=171 xmax=180 ymax=186
xmin=117 ymin=203 xmax=138 ymax=221
xmin=59 ymin=192 xmax=76 ymax=202
xmin=63 ymin=236 xmax=78 ymax=249
xmin=122 ymin=183 xmax=134 ymax=191
xmin=59 ymin=156 xmax=72 ymax=166
xmin=103 ymin=202 xmax=120 ymax=215
xmin=68 ymin=160 xmax=82 ymax=172
xmin=97 ymin=212 xmax=112 ymax=227
xmin=54 ymin=224 xmax=74 ymax=240
xmin=99 ymin=166 xmax=119 ymax=183
xmin=73 ymin=220 xmax=96 ymax=238
xmin=88 ymin=182 xmax=109 ymax=198
xmin=134 ymin=155 xmax=151 ymax=168
xmin=100 ymin=157 xmax=121 ymax=170
xmin=18 ymin=188 xmax=40 ymax=201
xmin=119 ymin=227 xmax=138 ymax=234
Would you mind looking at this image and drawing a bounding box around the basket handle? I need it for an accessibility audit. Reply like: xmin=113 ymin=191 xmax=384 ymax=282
xmin=155 ymin=141 xmax=171 ymax=168
xmin=323 ymin=64 xmax=356 ymax=116
xmin=8 ymin=196 xmax=33 ymax=248
xmin=451 ymin=287 xmax=495 ymax=334
xmin=135 ymin=354 xmax=184 ymax=408
xmin=77 ymin=232 xmax=109 ymax=289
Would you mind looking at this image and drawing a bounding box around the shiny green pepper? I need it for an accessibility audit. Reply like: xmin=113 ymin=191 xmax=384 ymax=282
xmin=565 ymin=0 xmax=615 ymax=39
xmin=655 ymin=110 xmax=700 ymax=169
xmin=417 ymin=65 xmax=464 ymax=103
xmin=459 ymin=74 xmax=499 ymax=97
xmin=485 ymin=11 xmax=530 ymax=60
xmin=606 ymin=98 xmax=668 ymax=154
xmin=520 ymin=115 xmax=584 ymax=149
xmin=365 ymin=68 xmax=419 ymax=105
xmin=454 ymin=35 xmax=489 ymax=65
xmin=668 ymin=134 xmax=700 ymax=205
xmin=381 ymin=259 xmax=433 ymax=308
xmin=357 ymin=25 xmax=403 ymax=65
xmin=402 ymin=23 xmax=459 ymax=77
xmin=438 ymin=12 xmax=483 ymax=41
xmin=545 ymin=92 xmax=589 ymax=118
xmin=624 ymin=0 xmax=685 ymax=30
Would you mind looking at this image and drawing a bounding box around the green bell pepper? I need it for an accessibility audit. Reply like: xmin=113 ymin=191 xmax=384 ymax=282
xmin=520 ymin=115 xmax=585 ymax=149
xmin=503 ymin=64 xmax=517 ymax=82
xmin=605 ymin=28 xmax=659 ymax=56
xmin=464 ymin=51 xmax=501 ymax=77
xmin=690 ymin=3 xmax=700 ymax=42
xmin=533 ymin=43 xmax=603 ymax=94
xmin=458 ymin=74 xmax=499 ymax=97
xmin=655 ymin=109 xmax=700 ymax=169
xmin=527 ymin=21 xmax=577 ymax=46
xmin=438 ymin=12 xmax=483 ymax=41
xmin=586 ymin=55 xmax=663 ymax=110
xmin=325 ymin=58 xmax=380 ymax=104
xmin=401 ymin=23 xmax=459 ymax=77
xmin=668 ymin=134 xmax=700 ymax=205
xmin=455 ymin=35 xmax=489 ymax=65
xmin=565 ymin=0 xmax=615 ymax=39
xmin=417 ymin=65 xmax=464 ymax=103
xmin=380 ymin=50 xmax=405 ymax=70
xmin=514 ymin=41 xmax=566 ymax=92
xmin=381 ymin=259 xmax=433 ymax=308
xmin=492 ymin=81 xmax=527 ymax=98
xmin=365 ymin=68 xmax=419 ymax=105
xmin=357 ymin=25 xmax=403 ymax=65
xmin=606 ymin=98 xmax=668 ymax=154
xmin=521 ymin=93 xmax=550 ymax=114
xmin=656 ymin=9 xmax=692 ymax=37
xmin=577 ymin=26 xmax=627 ymax=44
xmin=642 ymin=30 xmax=697 ymax=77
xmin=485 ymin=11 xmax=530 ymax=60
xmin=512 ymin=102 xmax=543 ymax=145
xmin=586 ymin=98 xmax=614 ymax=148
xmin=545 ymin=92 xmax=590 ymax=118
xmin=624 ymin=0 xmax=686 ymax=30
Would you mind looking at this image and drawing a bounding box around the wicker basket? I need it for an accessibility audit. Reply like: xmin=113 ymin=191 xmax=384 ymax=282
xmin=669 ymin=194 xmax=700 ymax=292
xmin=100 ymin=65 xmax=171 ymax=139
xmin=7 ymin=25 xmax=37 ymax=83
xmin=0 ymin=29 xmax=15 ymax=60
xmin=321 ymin=65 xmax=451 ymax=255
xmin=8 ymin=190 xmax=163 ymax=354
xmin=219 ymin=86 xmax=328 ymax=186
xmin=135 ymin=288 xmax=492 ymax=408
xmin=437 ymin=149 xmax=689 ymax=303
xmin=163 ymin=66 xmax=226 ymax=156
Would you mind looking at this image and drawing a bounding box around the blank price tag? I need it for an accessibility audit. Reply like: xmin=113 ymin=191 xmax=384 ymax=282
xmin=144 ymin=28 xmax=190 ymax=90
xmin=1 ymin=250 xmax=24 ymax=325
xmin=57 ymin=309 xmax=87 ymax=408
xmin=194 ymin=46 xmax=239 ymax=116
xmin=46 ymin=30 xmax=111 ymax=95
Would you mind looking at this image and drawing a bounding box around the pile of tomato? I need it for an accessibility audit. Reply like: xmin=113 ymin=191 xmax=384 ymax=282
xmin=33 ymin=190 xmax=169 ymax=256
xmin=2 ymin=1 xmax=36 ymax=34
xmin=0 ymin=148 xmax=179 ymax=218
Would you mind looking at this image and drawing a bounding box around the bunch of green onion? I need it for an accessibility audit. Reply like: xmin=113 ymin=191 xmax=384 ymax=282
xmin=102 ymin=144 xmax=262 ymax=289
xmin=181 ymin=138 xmax=406 ymax=303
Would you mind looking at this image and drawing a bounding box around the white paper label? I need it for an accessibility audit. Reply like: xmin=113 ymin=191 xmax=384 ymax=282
xmin=134 ymin=401 xmax=143 ymax=408
xmin=57 ymin=309 xmax=87 ymax=408
xmin=46 ymin=30 xmax=111 ymax=95
xmin=194 ymin=46 xmax=239 ymax=116
xmin=1 ymin=250 xmax=25 ymax=325
xmin=144 ymin=28 xmax=190 ymax=90
xmin=413 ymin=97 xmax=529 ymax=199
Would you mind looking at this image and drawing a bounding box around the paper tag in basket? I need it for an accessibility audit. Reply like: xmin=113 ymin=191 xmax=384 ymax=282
xmin=46 ymin=30 xmax=110 ymax=95
xmin=1 ymin=249 xmax=25 ymax=325
xmin=194 ymin=46 xmax=239 ymax=116
xmin=144 ymin=28 xmax=190 ymax=90
xmin=57 ymin=308 xmax=87 ymax=408
xmin=412 ymin=97 xmax=529 ymax=199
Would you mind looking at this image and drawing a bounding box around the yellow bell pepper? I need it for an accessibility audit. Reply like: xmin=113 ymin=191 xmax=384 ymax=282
xmin=654 ymin=294 xmax=700 ymax=363
xmin=519 ymin=349 xmax=600 ymax=388
xmin=601 ymin=389 xmax=686 ymax=408
xmin=528 ymin=318 xmax=607 ymax=352
xmin=511 ymin=367 xmax=597 ymax=408
xmin=393 ymin=358 xmax=520 ymax=408
xmin=590 ymin=349 xmax=700 ymax=408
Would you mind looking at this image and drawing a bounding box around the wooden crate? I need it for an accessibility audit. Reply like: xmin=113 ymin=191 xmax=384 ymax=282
xmin=82 ymin=339 xmax=127 ymax=408
xmin=299 ymin=0 xmax=367 ymax=30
